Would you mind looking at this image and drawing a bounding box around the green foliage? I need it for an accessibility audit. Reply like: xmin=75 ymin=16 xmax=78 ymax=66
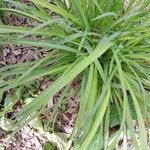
xmin=0 ymin=0 xmax=150 ymax=149
xmin=43 ymin=143 xmax=53 ymax=150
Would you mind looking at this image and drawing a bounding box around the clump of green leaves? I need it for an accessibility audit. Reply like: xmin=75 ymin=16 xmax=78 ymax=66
xmin=0 ymin=0 xmax=150 ymax=149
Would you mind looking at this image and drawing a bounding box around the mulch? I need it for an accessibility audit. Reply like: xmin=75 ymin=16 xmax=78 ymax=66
xmin=0 ymin=7 xmax=80 ymax=150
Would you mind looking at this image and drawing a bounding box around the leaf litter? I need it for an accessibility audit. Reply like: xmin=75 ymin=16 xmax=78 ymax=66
xmin=0 ymin=3 xmax=80 ymax=149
